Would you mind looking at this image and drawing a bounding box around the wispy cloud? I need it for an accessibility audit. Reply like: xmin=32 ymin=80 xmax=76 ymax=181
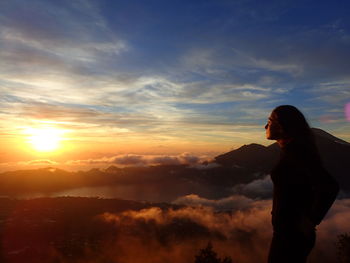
xmin=0 ymin=153 xmax=207 ymax=171
xmin=173 ymin=194 xmax=255 ymax=210
xmin=66 ymin=153 xmax=203 ymax=167
xmin=1 ymin=0 xmax=349 ymax=163
xmin=99 ymin=198 xmax=350 ymax=263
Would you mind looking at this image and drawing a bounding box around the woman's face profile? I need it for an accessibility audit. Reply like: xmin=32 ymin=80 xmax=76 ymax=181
xmin=265 ymin=112 xmax=284 ymax=140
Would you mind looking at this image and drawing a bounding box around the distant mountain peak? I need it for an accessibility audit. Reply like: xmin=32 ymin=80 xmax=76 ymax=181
xmin=214 ymin=127 xmax=349 ymax=173
xmin=214 ymin=142 xmax=278 ymax=172
xmin=311 ymin=127 xmax=350 ymax=145
xmin=239 ymin=143 xmax=267 ymax=150
xmin=104 ymin=165 xmax=121 ymax=173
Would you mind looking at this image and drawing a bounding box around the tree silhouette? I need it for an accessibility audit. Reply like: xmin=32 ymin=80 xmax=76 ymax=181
xmin=336 ymin=232 xmax=350 ymax=263
xmin=194 ymin=242 xmax=233 ymax=263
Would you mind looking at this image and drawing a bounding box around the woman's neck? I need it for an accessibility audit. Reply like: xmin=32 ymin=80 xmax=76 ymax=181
xmin=277 ymin=138 xmax=293 ymax=148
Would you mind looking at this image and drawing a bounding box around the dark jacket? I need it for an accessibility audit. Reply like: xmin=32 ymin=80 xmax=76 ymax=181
xmin=270 ymin=139 xmax=339 ymax=229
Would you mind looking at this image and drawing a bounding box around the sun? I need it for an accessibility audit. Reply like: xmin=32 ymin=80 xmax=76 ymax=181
xmin=26 ymin=127 xmax=64 ymax=152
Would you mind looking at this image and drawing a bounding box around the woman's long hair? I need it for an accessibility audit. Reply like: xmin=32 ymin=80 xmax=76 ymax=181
xmin=272 ymin=105 xmax=320 ymax=159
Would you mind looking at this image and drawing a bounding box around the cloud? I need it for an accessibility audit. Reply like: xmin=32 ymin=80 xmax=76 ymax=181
xmin=0 ymin=160 xmax=60 ymax=174
xmin=66 ymin=153 xmax=204 ymax=167
xmin=0 ymin=0 xmax=126 ymax=57
xmin=103 ymin=202 xmax=271 ymax=238
xmin=1 ymin=194 xmax=347 ymax=263
xmin=232 ymin=175 xmax=273 ymax=199
xmin=309 ymin=199 xmax=350 ymax=262
xmin=95 ymin=198 xmax=350 ymax=263
xmin=191 ymin=162 xmax=221 ymax=170
xmin=1 ymin=0 xmax=350 ymax=159
xmin=173 ymin=194 xmax=255 ymax=211
xmin=0 ymin=85 xmax=274 ymax=149
xmin=18 ymin=102 xmax=102 ymax=121
xmin=99 ymin=201 xmax=272 ymax=263
xmin=111 ymin=155 xmax=148 ymax=166
xmin=308 ymin=82 xmax=350 ymax=105
xmin=17 ymin=159 xmax=59 ymax=166
xmin=0 ymin=0 xmax=128 ymax=106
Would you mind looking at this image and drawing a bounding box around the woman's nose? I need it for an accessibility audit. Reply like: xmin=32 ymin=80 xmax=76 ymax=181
xmin=264 ymin=123 xmax=268 ymax=130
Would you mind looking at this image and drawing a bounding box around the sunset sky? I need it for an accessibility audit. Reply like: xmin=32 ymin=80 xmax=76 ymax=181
xmin=1 ymin=0 xmax=350 ymax=171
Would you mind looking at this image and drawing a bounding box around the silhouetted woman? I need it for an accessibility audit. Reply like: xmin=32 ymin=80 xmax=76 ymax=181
xmin=265 ymin=105 xmax=339 ymax=263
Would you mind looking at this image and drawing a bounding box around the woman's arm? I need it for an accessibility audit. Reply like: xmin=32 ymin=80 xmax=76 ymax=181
xmin=307 ymin=164 xmax=340 ymax=226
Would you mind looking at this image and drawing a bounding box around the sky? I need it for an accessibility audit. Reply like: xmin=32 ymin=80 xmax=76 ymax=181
xmin=1 ymin=0 xmax=350 ymax=171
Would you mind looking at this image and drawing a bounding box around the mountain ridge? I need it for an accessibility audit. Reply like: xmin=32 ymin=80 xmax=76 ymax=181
xmin=0 ymin=128 xmax=348 ymax=199
xmin=213 ymin=127 xmax=350 ymax=192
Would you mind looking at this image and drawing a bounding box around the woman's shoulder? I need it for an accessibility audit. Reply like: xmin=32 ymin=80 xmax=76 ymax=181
xmin=283 ymin=139 xmax=321 ymax=163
